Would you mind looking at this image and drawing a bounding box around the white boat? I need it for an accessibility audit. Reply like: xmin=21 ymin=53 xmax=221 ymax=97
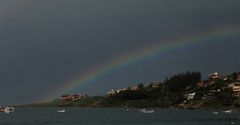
xmin=212 ymin=112 xmax=219 ymax=114
xmin=139 ymin=109 xmax=154 ymax=113
xmin=57 ymin=109 xmax=65 ymax=113
xmin=223 ymin=110 xmax=232 ymax=114
xmin=4 ymin=107 xmax=14 ymax=114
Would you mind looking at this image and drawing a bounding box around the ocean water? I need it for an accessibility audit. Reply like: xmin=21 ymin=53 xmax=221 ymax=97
xmin=0 ymin=108 xmax=240 ymax=125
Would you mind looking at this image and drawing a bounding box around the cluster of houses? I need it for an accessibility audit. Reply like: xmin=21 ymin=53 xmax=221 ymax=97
xmin=107 ymin=72 xmax=240 ymax=102
xmin=61 ymin=72 xmax=240 ymax=104
xmin=108 ymin=89 xmax=127 ymax=95
xmin=59 ymin=93 xmax=88 ymax=101
xmin=186 ymin=72 xmax=240 ymax=101
xmin=107 ymin=82 xmax=161 ymax=96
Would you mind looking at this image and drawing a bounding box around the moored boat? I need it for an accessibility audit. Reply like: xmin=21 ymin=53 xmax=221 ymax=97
xmin=212 ymin=112 xmax=219 ymax=114
xmin=139 ymin=109 xmax=154 ymax=113
xmin=0 ymin=106 xmax=14 ymax=114
xmin=223 ymin=110 xmax=232 ymax=114
xmin=57 ymin=109 xmax=66 ymax=113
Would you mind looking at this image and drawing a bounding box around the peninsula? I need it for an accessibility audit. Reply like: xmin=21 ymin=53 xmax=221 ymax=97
xmin=22 ymin=71 xmax=240 ymax=109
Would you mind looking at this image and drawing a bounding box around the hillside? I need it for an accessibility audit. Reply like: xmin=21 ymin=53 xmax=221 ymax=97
xmin=22 ymin=71 xmax=240 ymax=109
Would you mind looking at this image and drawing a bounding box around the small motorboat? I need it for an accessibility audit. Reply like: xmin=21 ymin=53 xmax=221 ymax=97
xmin=212 ymin=112 xmax=219 ymax=115
xmin=139 ymin=109 xmax=154 ymax=113
xmin=3 ymin=107 xmax=14 ymax=114
xmin=57 ymin=109 xmax=66 ymax=113
xmin=223 ymin=110 xmax=232 ymax=114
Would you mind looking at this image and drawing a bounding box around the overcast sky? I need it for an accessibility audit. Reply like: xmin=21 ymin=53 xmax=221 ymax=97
xmin=0 ymin=0 xmax=240 ymax=105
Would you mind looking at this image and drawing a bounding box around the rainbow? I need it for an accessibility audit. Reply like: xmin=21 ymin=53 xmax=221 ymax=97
xmin=38 ymin=26 xmax=240 ymax=102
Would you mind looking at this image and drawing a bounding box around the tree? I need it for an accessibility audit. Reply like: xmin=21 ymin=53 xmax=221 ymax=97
xmin=137 ymin=83 xmax=144 ymax=90
xmin=232 ymin=72 xmax=238 ymax=80
xmin=164 ymin=71 xmax=201 ymax=92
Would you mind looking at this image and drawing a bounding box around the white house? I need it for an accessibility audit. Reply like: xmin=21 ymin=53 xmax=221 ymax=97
xmin=208 ymin=72 xmax=219 ymax=79
xmin=188 ymin=92 xmax=196 ymax=100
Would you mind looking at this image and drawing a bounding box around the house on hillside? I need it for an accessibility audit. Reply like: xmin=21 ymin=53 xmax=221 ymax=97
xmin=229 ymin=82 xmax=240 ymax=97
xmin=60 ymin=93 xmax=88 ymax=101
xmin=107 ymin=88 xmax=127 ymax=95
xmin=145 ymin=82 xmax=161 ymax=88
xmin=116 ymin=88 xmax=127 ymax=93
xmin=187 ymin=92 xmax=196 ymax=100
xmin=196 ymin=81 xmax=205 ymax=88
xmin=232 ymin=85 xmax=240 ymax=97
xmin=237 ymin=74 xmax=240 ymax=81
xmin=205 ymin=72 xmax=220 ymax=86
xmin=131 ymin=86 xmax=138 ymax=91
xmin=208 ymin=72 xmax=219 ymax=79
xmin=108 ymin=90 xmax=116 ymax=95
xmin=60 ymin=95 xmax=72 ymax=101
xmin=202 ymin=89 xmax=221 ymax=100
xmin=71 ymin=93 xmax=88 ymax=101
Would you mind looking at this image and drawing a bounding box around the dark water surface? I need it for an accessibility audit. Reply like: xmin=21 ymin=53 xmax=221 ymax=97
xmin=0 ymin=108 xmax=239 ymax=125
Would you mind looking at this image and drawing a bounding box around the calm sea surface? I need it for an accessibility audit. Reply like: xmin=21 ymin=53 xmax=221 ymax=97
xmin=0 ymin=108 xmax=240 ymax=125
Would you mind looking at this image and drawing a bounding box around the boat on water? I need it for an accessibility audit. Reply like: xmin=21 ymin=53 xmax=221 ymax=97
xmin=223 ymin=110 xmax=233 ymax=114
xmin=139 ymin=109 xmax=154 ymax=113
xmin=0 ymin=107 xmax=14 ymax=114
xmin=57 ymin=109 xmax=66 ymax=113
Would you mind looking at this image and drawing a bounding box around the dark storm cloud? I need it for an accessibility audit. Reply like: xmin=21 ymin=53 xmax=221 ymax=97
xmin=0 ymin=0 xmax=240 ymax=104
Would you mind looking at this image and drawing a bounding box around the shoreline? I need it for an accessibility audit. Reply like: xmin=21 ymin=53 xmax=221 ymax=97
xmin=16 ymin=102 xmax=237 ymax=112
